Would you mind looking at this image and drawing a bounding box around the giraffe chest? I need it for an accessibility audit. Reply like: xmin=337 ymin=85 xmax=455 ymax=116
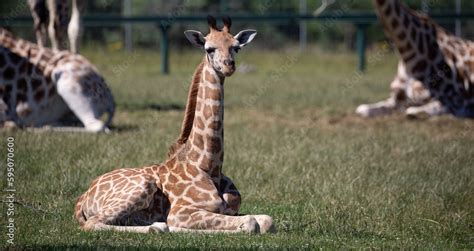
xmin=408 ymin=39 xmax=474 ymax=117
xmin=162 ymin=163 xmax=226 ymax=214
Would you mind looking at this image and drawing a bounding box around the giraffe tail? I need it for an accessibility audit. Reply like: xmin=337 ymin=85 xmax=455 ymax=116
xmin=103 ymin=92 xmax=115 ymax=131
xmin=74 ymin=193 xmax=87 ymax=227
xmin=105 ymin=103 xmax=115 ymax=130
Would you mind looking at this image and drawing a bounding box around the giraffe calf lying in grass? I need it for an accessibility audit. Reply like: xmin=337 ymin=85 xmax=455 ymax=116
xmin=75 ymin=16 xmax=275 ymax=234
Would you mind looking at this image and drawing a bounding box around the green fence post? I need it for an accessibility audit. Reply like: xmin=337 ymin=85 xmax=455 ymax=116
xmin=160 ymin=24 xmax=170 ymax=75
xmin=356 ymin=24 xmax=368 ymax=73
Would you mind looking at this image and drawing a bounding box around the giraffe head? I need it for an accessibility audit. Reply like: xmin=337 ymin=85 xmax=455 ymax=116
xmin=184 ymin=16 xmax=257 ymax=77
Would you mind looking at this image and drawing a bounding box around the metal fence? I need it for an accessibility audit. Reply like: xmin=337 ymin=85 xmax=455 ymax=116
xmin=2 ymin=11 xmax=474 ymax=74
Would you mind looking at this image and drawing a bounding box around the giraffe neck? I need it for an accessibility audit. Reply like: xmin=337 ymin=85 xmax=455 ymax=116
xmin=185 ymin=56 xmax=225 ymax=178
xmin=168 ymin=60 xmax=204 ymax=157
xmin=373 ymin=0 xmax=442 ymax=77
xmin=0 ymin=28 xmax=55 ymax=73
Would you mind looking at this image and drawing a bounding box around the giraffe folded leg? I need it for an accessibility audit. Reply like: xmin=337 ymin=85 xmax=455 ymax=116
xmin=0 ymin=99 xmax=18 ymax=129
xmin=251 ymin=215 xmax=276 ymax=233
xmin=55 ymin=75 xmax=109 ymax=132
xmin=0 ymin=98 xmax=7 ymax=125
xmin=83 ymin=215 xmax=168 ymax=233
xmin=167 ymin=207 xmax=275 ymax=234
xmin=219 ymin=177 xmax=275 ymax=232
xmin=220 ymin=174 xmax=241 ymax=215
xmin=357 ymin=61 xmax=412 ymax=118
xmin=168 ymin=211 xmax=259 ymax=234
xmin=168 ymin=216 xmax=275 ymax=234
xmin=356 ymin=97 xmax=398 ymax=117
xmin=356 ymin=85 xmax=407 ymax=117
xmin=405 ymin=100 xmax=447 ymax=118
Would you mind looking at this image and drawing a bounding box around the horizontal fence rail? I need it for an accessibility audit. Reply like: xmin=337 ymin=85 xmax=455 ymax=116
xmin=2 ymin=11 xmax=474 ymax=73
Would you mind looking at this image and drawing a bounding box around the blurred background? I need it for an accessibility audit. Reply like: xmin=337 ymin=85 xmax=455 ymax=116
xmin=1 ymin=0 xmax=473 ymax=54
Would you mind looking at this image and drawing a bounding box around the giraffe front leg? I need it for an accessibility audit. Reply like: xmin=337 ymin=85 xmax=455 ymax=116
xmin=55 ymin=73 xmax=110 ymax=132
xmin=167 ymin=206 xmax=276 ymax=234
xmin=356 ymin=97 xmax=398 ymax=117
xmin=405 ymin=100 xmax=447 ymax=118
xmin=249 ymin=215 xmax=276 ymax=233
xmin=167 ymin=206 xmax=259 ymax=234
xmin=0 ymin=98 xmax=17 ymax=129
xmin=219 ymin=176 xmax=275 ymax=233
xmin=357 ymin=61 xmax=410 ymax=117
xmin=356 ymin=85 xmax=407 ymax=117
xmin=220 ymin=174 xmax=241 ymax=215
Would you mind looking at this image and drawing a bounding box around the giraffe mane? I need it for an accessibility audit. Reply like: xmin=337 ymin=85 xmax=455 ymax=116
xmin=167 ymin=59 xmax=205 ymax=157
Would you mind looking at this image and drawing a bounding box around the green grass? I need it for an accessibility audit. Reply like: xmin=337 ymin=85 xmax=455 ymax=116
xmin=1 ymin=47 xmax=473 ymax=249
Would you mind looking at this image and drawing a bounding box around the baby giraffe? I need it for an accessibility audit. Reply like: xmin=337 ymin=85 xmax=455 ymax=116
xmin=75 ymin=16 xmax=275 ymax=234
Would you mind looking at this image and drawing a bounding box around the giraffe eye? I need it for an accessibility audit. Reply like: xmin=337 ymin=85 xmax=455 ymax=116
xmin=206 ymin=48 xmax=216 ymax=54
xmin=233 ymin=46 xmax=240 ymax=53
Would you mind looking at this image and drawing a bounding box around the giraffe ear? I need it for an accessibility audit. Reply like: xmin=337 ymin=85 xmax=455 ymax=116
xmin=184 ymin=30 xmax=206 ymax=48
xmin=234 ymin=29 xmax=257 ymax=48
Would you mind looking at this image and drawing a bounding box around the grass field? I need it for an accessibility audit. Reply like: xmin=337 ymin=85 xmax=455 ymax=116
xmin=1 ymin=47 xmax=473 ymax=249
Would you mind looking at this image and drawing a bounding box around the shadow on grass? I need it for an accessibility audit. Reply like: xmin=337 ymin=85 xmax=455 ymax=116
xmin=108 ymin=124 xmax=140 ymax=133
xmin=8 ymin=246 xmax=155 ymax=251
xmin=119 ymin=103 xmax=184 ymax=112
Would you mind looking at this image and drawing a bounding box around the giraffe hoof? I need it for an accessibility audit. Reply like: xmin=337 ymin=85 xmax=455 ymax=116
xmin=3 ymin=121 xmax=18 ymax=130
xmin=355 ymin=104 xmax=372 ymax=117
xmin=239 ymin=216 xmax=259 ymax=234
xmin=149 ymin=222 xmax=169 ymax=233
xmin=253 ymin=215 xmax=276 ymax=234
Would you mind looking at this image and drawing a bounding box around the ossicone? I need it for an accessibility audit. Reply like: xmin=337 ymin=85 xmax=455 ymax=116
xmin=207 ymin=15 xmax=218 ymax=31
xmin=223 ymin=16 xmax=232 ymax=32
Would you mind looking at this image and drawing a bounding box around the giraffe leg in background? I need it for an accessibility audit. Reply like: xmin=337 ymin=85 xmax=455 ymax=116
xmin=68 ymin=0 xmax=84 ymax=53
xmin=55 ymin=73 xmax=107 ymax=132
xmin=28 ymin=0 xmax=48 ymax=48
xmin=356 ymin=61 xmax=409 ymax=117
xmin=0 ymin=94 xmax=6 ymax=124
xmin=0 ymin=91 xmax=18 ymax=129
xmin=406 ymin=100 xmax=448 ymax=118
xmin=356 ymin=84 xmax=407 ymax=117
xmin=47 ymin=0 xmax=68 ymax=51
xmin=46 ymin=0 xmax=59 ymax=50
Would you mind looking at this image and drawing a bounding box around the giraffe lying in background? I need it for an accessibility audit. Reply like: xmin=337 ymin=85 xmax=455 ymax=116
xmin=0 ymin=27 xmax=114 ymax=132
xmin=357 ymin=0 xmax=474 ymax=118
xmin=28 ymin=0 xmax=84 ymax=53
xmin=75 ymin=16 xmax=275 ymax=233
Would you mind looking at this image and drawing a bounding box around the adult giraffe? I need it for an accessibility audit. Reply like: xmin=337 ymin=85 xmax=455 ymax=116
xmin=0 ymin=27 xmax=114 ymax=132
xmin=74 ymin=16 xmax=276 ymax=234
xmin=357 ymin=0 xmax=474 ymax=118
